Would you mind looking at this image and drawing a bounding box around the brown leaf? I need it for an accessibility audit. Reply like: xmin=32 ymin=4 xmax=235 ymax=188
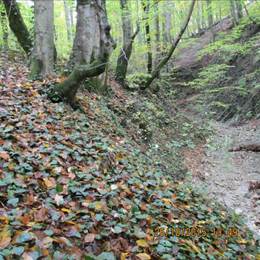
xmin=34 ymin=207 xmax=49 ymax=222
xmin=136 ymin=253 xmax=151 ymax=260
xmin=19 ymin=215 xmax=31 ymax=225
xmin=0 ymin=226 xmax=11 ymax=249
xmin=0 ymin=151 xmax=10 ymax=161
xmin=111 ymin=237 xmax=129 ymax=252
xmin=43 ymin=177 xmax=56 ymax=189
xmin=84 ymin=233 xmax=96 ymax=243
xmin=136 ymin=239 xmax=149 ymax=248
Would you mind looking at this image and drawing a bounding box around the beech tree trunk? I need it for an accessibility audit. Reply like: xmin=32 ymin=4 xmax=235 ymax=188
xmin=235 ymin=0 xmax=243 ymax=20
xmin=0 ymin=7 xmax=8 ymax=52
xmin=64 ymin=0 xmax=73 ymax=42
xmin=163 ymin=1 xmax=172 ymax=43
xmin=206 ymin=0 xmax=214 ymax=41
xmin=3 ymin=0 xmax=32 ymax=56
xmin=196 ymin=0 xmax=202 ymax=33
xmin=143 ymin=0 xmax=196 ymax=89
xmin=141 ymin=0 xmax=152 ymax=73
xmin=68 ymin=0 xmax=103 ymax=68
xmin=153 ymin=0 xmax=160 ymax=67
xmin=30 ymin=0 xmax=55 ymax=77
xmin=115 ymin=0 xmax=139 ymax=86
xmin=50 ymin=0 xmax=116 ymax=106
xmin=230 ymin=0 xmax=239 ymax=25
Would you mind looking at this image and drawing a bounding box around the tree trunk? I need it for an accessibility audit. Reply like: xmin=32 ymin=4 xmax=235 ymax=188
xmin=143 ymin=0 xmax=196 ymax=90
xmin=153 ymin=0 xmax=160 ymax=68
xmin=67 ymin=0 xmax=104 ymax=69
xmin=201 ymin=0 xmax=206 ymax=29
xmin=115 ymin=0 xmax=139 ymax=86
xmin=230 ymin=0 xmax=238 ymax=25
xmin=63 ymin=0 xmax=73 ymax=42
xmin=3 ymin=0 xmax=32 ymax=56
xmin=196 ymin=0 xmax=202 ymax=33
xmin=235 ymin=0 xmax=243 ymax=20
xmin=141 ymin=0 xmax=152 ymax=73
xmin=0 ymin=7 xmax=8 ymax=53
xmin=206 ymin=0 xmax=214 ymax=41
xmin=136 ymin=0 xmax=142 ymax=44
xmin=30 ymin=0 xmax=55 ymax=77
xmin=50 ymin=0 xmax=116 ymax=106
xmin=163 ymin=1 xmax=172 ymax=43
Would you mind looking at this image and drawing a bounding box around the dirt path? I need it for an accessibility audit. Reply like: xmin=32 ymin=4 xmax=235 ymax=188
xmin=174 ymin=17 xmax=233 ymax=69
xmin=185 ymin=119 xmax=260 ymax=237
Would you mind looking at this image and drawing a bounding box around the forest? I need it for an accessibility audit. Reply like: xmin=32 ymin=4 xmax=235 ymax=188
xmin=0 ymin=0 xmax=260 ymax=259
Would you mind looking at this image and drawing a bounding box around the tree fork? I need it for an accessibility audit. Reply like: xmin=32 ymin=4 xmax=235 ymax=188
xmin=49 ymin=58 xmax=108 ymax=106
xmin=115 ymin=25 xmax=140 ymax=86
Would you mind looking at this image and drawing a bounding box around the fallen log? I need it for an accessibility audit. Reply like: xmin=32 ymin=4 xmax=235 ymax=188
xmin=228 ymin=143 xmax=260 ymax=152
xmin=249 ymin=181 xmax=260 ymax=191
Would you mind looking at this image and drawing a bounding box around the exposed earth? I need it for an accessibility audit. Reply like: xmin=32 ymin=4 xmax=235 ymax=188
xmin=175 ymin=17 xmax=260 ymax=239
xmin=184 ymin=118 xmax=260 ymax=238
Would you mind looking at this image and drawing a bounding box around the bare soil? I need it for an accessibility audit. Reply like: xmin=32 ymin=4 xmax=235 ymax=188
xmin=184 ymin=119 xmax=260 ymax=238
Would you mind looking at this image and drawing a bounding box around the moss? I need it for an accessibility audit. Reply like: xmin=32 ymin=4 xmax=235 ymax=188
xmin=29 ymin=58 xmax=43 ymax=80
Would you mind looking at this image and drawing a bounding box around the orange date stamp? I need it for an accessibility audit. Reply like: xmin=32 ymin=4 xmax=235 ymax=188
xmin=153 ymin=226 xmax=239 ymax=238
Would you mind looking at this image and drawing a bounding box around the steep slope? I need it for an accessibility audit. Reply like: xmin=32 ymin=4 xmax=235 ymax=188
xmin=0 ymin=53 xmax=259 ymax=259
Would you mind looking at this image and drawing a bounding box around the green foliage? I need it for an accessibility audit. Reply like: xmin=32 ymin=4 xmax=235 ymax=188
xmin=84 ymin=77 xmax=108 ymax=94
xmin=198 ymin=10 xmax=260 ymax=62
xmin=126 ymin=73 xmax=151 ymax=89
xmin=188 ymin=64 xmax=231 ymax=89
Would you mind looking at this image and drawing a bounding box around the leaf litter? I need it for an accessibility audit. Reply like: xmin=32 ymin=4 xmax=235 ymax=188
xmin=0 ymin=55 xmax=259 ymax=259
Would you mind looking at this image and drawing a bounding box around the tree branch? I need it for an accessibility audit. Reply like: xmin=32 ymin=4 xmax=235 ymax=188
xmin=142 ymin=0 xmax=196 ymax=90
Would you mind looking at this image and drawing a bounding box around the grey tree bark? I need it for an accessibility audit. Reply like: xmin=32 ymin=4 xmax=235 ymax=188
xmin=196 ymin=0 xmax=202 ymax=33
xmin=143 ymin=0 xmax=196 ymax=89
xmin=141 ymin=0 xmax=152 ymax=73
xmin=115 ymin=0 xmax=139 ymax=86
xmin=63 ymin=0 xmax=73 ymax=42
xmin=153 ymin=0 xmax=160 ymax=68
xmin=50 ymin=0 xmax=116 ymax=106
xmin=206 ymin=0 xmax=214 ymax=41
xmin=0 ymin=7 xmax=8 ymax=53
xmin=163 ymin=1 xmax=172 ymax=43
xmin=230 ymin=0 xmax=239 ymax=25
xmin=235 ymin=0 xmax=243 ymax=20
xmin=30 ymin=0 xmax=55 ymax=77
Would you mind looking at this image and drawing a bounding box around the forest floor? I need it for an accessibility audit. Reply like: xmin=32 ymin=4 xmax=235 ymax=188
xmin=1 ymin=52 xmax=259 ymax=258
xmin=1 ymin=15 xmax=259 ymax=259
xmin=174 ymin=17 xmax=260 ymax=238
xmin=183 ymin=113 xmax=260 ymax=238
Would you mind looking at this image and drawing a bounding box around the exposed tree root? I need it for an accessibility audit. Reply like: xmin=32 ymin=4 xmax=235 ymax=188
xmin=228 ymin=143 xmax=260 ymax=152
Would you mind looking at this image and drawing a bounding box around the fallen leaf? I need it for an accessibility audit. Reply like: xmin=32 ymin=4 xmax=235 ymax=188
xmin=162 ymin=198 xmax=172 ymax=206
xmin=0 ymin=226 xmax=11 ymax=249
xmin=84 ymin=233 xmax=96 ymax=243
xmin=136 ymin=253 xmax=151 ymax=260
xmin=185 ymin=240 xmax=200 ymax=254
xmin=120 ymin=252 xmax=129 ymax=260
xmin=0 ymin=151 xmax=10 ymax=161
xmin=43 ymin=177 xmax=56 ymax=189
xmin=136 ymin=239 xmax=149 ymax=247
xmin=54 ymin=194 xmax=64 ymax=206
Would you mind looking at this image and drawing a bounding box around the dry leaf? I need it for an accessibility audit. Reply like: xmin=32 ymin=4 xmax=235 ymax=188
xmin=43 ymin=177 xmax=56 ymax=189
xmin=0 ymin=226 xmax=11 ymax=249
xmin=120 ymin=252 xmax=129 ymax=260
xmin=136 ymin=253 xmax=151 ymax=260
xmin=84 ymin=233 xmax=96 ymax=243
xmin=136 ymin=239 xmax=149 ymax=247
xmin=0 ymin=151 xmax=10 ymax=161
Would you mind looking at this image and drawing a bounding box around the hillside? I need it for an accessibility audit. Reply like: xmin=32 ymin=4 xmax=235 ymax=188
xmin=1 ymin=1 xmax=260 ymax=259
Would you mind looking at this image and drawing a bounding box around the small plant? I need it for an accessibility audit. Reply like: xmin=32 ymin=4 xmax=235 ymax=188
xmin=188 ymin=64 xmax=231 ymax=90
